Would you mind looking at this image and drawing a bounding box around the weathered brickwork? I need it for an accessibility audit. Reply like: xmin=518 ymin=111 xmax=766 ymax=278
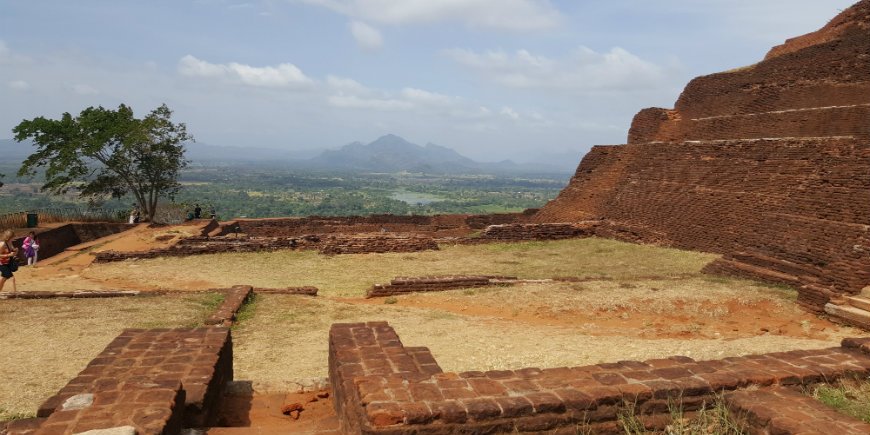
xmin=330 ymin=322 xmax=870 ymax=435
xmin=93 ymin=235 xmax=319 ymax=262
xmin=253 ymin=286 xmax=319 ymax=296
xmin=205 ymin=286 xmax=253 ymax=327
xmin=627 ymin=1 xmax=870 ymax=143
xmin=0 ymin=290 xmax=139 ymax=300
xmin=367 ymin=276 xmax=516 ymax=298
xmin=13 ymin=328 xmax=233 ymax=435
xmin=479 ymin=223 xmax=598 ymax=241
xmin=232 ymin=213 xmax=533 ymax=238
xmin=536 ymin=1 xmax=870 ymax=312
xmin=727 ymin=388 xmax=870 ymax=435
xmin=318 ymin=234 xmax=439 ymax=255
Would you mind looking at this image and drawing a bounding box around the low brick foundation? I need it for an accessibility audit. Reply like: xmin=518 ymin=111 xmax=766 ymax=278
xmin=205 ymin=286 xmax=253 ymax=327
xmin=479 ymin=223 xmax=598 ymax=241
xmin=367 ymin=276 xmax=516 ymax=298
xmin=93 ymin=235 xmax=320 ymax=263
xmin=330 ymin=322 xmax=870 ymax=435
xmin=254 ymin=286 xmax=319 ymax=296
xmin=0 ymin=290 xmax=139 ymax=300
xmin=319 ymin=234 xmax=439 ymax=255
xmin=12 ymin=328 xmax=233 ymax=435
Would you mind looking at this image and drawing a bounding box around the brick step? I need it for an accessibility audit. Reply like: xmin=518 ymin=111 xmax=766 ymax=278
xmin=726 ymin=387 xmax=870 ymax=435
xmin=714 ymin=258 xmax=802 ymax=284
xmin=689 ymin=103 xmax=870 ymax=122
xmin=825 ymin=303 xmax=870 ymax=329
xmin=845 ymin=296 xmax=870 ymax=312
xmin=727 ymin=251 xmax=818 ymax=278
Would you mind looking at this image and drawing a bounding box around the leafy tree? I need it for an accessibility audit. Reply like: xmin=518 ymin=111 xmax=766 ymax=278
xmin=12 ymin=104 xmax=192 ymax=221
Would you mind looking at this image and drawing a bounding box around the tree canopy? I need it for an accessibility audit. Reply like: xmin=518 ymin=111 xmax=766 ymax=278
xmin=12 ymin=104 xmax=192 ymax=221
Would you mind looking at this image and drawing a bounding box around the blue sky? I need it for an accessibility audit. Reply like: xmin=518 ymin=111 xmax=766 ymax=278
xmin=0 ymin=0 xmax=856 ymax=164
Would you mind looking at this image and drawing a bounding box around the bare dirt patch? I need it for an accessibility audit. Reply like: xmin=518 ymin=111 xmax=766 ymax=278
xmin=0 ymin=293 xmax=222 ymax=420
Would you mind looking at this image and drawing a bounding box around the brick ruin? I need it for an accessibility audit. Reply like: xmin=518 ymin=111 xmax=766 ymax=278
xmin=330 ymin=322 xmax=870 ymax=435
xmin=534 ymin=1 xmax=870 ymax=323
xmin=92 ymin=213 xmax=597 ymax=261
xmin=366 ymin=276 xmax=517 ymax=298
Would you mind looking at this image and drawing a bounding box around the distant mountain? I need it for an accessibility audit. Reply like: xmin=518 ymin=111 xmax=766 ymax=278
xmin=0 ymin=135 xmax=574 ymax=175
xmin=308 ymin=134 xmax=568 ymax=174
xmin=310 ymin=134 xmax=477 ymax=172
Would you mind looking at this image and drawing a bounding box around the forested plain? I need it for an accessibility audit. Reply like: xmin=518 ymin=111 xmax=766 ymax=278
xmin=0 ymin=162 xmax=568 ymax=219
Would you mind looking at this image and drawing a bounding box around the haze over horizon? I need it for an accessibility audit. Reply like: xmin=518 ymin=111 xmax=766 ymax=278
xmin=0 ymin=0 xmax=855 ymax=164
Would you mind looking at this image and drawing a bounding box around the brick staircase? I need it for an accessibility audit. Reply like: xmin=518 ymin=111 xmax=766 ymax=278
xmin=825 ymin=289 xmax=870 ymax=329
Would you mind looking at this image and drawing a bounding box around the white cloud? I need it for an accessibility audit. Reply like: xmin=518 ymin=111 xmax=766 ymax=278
xmin=400 ymin=87 xmax=454 ymax=106
xmin=178 ymin=54 xmax=314 ymax=88
xmin=445 ymin=46 xmax=668 ymax=93
xmin=298 ymin=0 xmax=562 ymax=31
xmin=7 ymin=80 xmax=30 ymax=91
xmin=349 ymin=21 xmax=383 ymax=50
xmin=72 ymin=84 xmax=99 ymax=95
xmin=500 ymin=106 xmax=520 ymax=120
xmin=328 ymin=94 xmax=412 ymax=110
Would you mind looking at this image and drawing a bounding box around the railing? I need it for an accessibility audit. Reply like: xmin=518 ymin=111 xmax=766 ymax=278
xmin=0 ymin=208 xmax=125 ymax=230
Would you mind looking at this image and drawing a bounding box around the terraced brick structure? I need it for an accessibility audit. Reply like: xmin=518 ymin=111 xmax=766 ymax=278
xmin=534 ymin=0 xmax=870 ymax=326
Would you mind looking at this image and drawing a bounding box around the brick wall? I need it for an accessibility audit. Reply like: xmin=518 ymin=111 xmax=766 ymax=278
xmin=367 ymin=276 xmax=516 ymax=298
xmin=537 ymin=138 xmax=870 ymax=302
xmin=13 ymin=222 xmax=132 ymax=262
xmin=319 ymin=234 xmax=439 ymax=255
xmin=329 ymin=322 xmax=870 ymax=435
xmin=11 ymin=328 xmax=233 ymax=435
xmin=479 ymin=223 xmax=598 ymax=241
xmin=233 ymin=213 xmax=531 ymax=238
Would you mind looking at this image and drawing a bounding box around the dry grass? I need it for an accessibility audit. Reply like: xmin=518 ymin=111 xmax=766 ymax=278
xmin=811 ymin=378 xmax=870 ymax=423
xmin=83 ymin=238 xmax=719 ymax=296
xmin=230 ymin=294 xmax=857 ymax=393
xmin=0 ymin=293 xmax=222 ymax=420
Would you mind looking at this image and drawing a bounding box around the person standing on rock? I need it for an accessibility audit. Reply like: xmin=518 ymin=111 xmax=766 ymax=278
xmin=0 ymin=230 xmax=18 ymax=292
xmin=22 ymin=231 xmax=39 ymax=266
xmin=194 ymin=204 xmax=202 ymax=219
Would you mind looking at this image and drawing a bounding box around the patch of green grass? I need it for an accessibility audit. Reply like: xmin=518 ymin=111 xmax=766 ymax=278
xmin=233 ymin=293 xmax=259 ymax=327
xmin=812 ymin=379 xmax=870 ymax=423
xmin=384 ymin=297 xmax=398 ymax=305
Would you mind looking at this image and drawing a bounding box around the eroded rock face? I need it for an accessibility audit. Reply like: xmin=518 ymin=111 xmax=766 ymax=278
xmin=535 ymin=1 xmax=870 ymax=307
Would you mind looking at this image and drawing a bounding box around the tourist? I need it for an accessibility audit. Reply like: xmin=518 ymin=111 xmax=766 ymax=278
xmin=194 ymin=204 xmax=202 ymax=219
xmin=209 ymin=206 xmax=216 ymax=220
xmin=22 ymin=231 xmax=39 ymax=266
xmin=129 ymin=205 xmax=141 ymax=224
xmin=0 ymin=230 xmax=18 ymax=292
